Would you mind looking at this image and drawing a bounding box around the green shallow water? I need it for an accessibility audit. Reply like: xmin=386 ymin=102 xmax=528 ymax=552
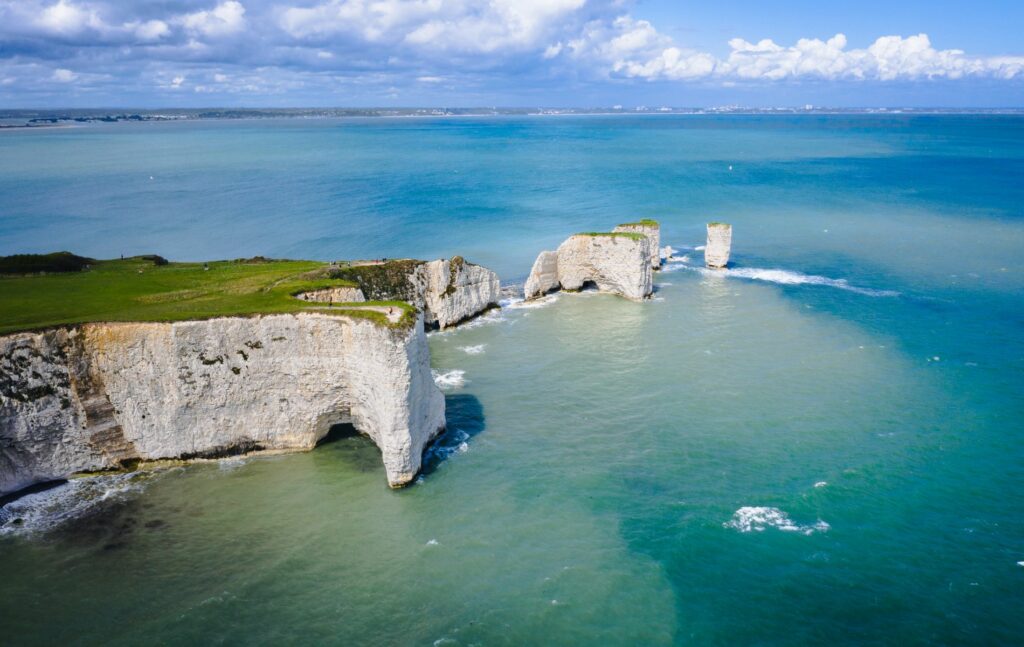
xmin=1 ymin=115 xmax=1023 ymax=644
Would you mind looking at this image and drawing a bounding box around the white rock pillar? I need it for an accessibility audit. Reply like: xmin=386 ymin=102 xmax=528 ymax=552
xmin=705 ymin=223 xmax=732 ymax=269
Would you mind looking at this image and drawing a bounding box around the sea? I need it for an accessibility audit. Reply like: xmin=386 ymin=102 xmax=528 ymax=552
xmin=1 ymin=114 xmax=1022 ymax=644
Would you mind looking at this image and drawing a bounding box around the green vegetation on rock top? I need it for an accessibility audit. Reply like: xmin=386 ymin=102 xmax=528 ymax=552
xmin=0 ymin=251 xmax=96 ymax=275
xmin=708 ymin=221 xmax=732 ymax=228
xmin=575 ymin=232 xmax=647 ymax=241
xmin=0 ymin=255 xmax=418 ymax=334
xmin=616 ymin=219 xmax=660 ymax=228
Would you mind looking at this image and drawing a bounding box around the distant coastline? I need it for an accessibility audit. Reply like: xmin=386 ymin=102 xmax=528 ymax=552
xmin=1 ymin=106 xmax=1022 ymax=129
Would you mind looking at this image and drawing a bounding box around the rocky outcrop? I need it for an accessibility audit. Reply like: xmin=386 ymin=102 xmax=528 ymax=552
xmin=333 ymin=257 xmax=500 ymax=330
xmin=414 ymin=258 xmax=501 ymax=329
xmin=0 ymin=312 xmax=445 ymax=495
xmin=523 ymin=251 xmax=559 ymax=299
xmin=524 ymin=233 xmax=653 ymax=301
xmin=613 ymin=221 xmax=661 ymax=269
xmin=296 ymin=286 xmax=365 ymax=303
xmin=705 ymin=223 xmax=732 ymax=269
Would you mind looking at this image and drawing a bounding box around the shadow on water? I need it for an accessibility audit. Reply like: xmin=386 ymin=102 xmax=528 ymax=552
xmin=315 ymin=422 xmax=383 ymax=474
xmin=419 ymin=393 xmax=486 ymax=479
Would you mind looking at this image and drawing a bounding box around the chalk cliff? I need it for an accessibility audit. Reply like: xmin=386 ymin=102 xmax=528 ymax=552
xmin=705 ymin=223 xmax=732 ymax=269
xmin=524 ymin=234 xmax=653 ymax=301
xmin=0 ymin=312 xmax=445 ymax=495
xmin=415 ymin=258 xmax=501 ymax=329
xmin=613 ymin=221 xmax=661 ymax=269
xmin=335 ymin=258 xmax=500 ymax=330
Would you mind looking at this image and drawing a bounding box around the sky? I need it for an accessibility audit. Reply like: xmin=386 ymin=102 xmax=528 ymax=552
xmin=0 ymin=0 xmax=1022 ymax=108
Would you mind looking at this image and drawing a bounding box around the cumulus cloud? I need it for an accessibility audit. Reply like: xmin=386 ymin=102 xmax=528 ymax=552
xmin=178 ymin=1 xmax=246 ymax=38
xmin=614 ymin=31 xmax=1024 ymax=82
xmin=51 ymin=67 xmax=78 ymax=82
xmin=0 ymin=0 xmax=1021 ymax=102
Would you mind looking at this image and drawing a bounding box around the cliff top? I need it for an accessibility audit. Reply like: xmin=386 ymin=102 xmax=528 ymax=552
xmin=574 ymin=232 xmax=648 ymax=241
xmin=708 ymin=221 xmax=732 ymax=228
xmin=0 ymin=255 xmax=417 ymax=334
xmin=616 ymin=219 xmax=660 ymax=228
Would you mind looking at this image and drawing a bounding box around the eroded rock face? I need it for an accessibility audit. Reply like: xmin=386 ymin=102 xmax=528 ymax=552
xmin=523 ymin=251 xmax=559 ymax=299
xmin=414 ymin=259 xmax=501 ymax=329
xmin=296 ymin=286 xmax=366 ymax=303
xmin=705 ymin=223 xmax=732 ymax=269
xmin=0 ymin=313 xmax=445 ymax=495
xmin=613 ymin=223 xmax=661 ymax=269
xmin=524 ymin=234 xmax=653 ymax=301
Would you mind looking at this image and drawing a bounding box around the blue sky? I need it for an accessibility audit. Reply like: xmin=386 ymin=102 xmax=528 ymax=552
xmin=1 ymin=0 xmax=1022 ymax=108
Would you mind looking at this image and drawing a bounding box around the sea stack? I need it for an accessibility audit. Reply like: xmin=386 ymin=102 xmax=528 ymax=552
xmin=705 ymin=222 xmax=732 ymax=269
xmin=524 ymin=230 xmax=653 ymax=301
xmin=613 ymin=220 xmax=661 ymax=269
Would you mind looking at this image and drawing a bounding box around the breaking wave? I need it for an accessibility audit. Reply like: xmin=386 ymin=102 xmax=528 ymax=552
xmin=724 ymin=506 xmax=831 ymax=535
xmin=458 ymin=344 xmax=486 ymax=355
xmin=708 ymin=267 xmax=899 ymax=297
xmin=659 ymin=247 xmax=898 ymax=297
xmin=0 ymin=472 xmax=156 ymax=537
xmin=432 ymin=369 xmax=465 ymax=390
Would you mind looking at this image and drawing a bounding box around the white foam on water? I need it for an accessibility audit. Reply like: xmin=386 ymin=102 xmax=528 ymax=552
xmin=426 ymin=539 xmax=439 ymax=546
xmin=458 ymin=344 xmax=486 ymax=355
xmin=504 ymin=294 xmax=559 ymax=309
xmin=724 ymin=506 xmax=831 ymax=535
xmin=814 ymin=481 xmax=828 ymax=488
xmin=431 ymin=369 xmax=465 ymax=390
xmin=694 ymin=245 xmax=706 ymax=251
xmin=0 ymin=472 xmax=154 ymax=537
xmin=675 ymin=264 xmax=899 ymax=297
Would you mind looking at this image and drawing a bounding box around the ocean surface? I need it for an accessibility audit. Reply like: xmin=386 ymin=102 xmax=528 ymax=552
xmin=1 ymin=115 xmax=1023 ymax=644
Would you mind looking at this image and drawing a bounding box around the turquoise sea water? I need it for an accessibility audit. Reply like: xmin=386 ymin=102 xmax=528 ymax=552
xmin=1 ymin=115 xmax=1023 ymax=644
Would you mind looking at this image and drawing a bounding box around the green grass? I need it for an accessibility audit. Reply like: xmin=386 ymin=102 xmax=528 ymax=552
xmin=616 ymin=219 xmax=660 ymax=228
xmin=708 ymin=221 xmax=732 ymax=228
xmin=575 ymin=231 xmax=648 ymax=241
xmin=0 ymin=256 xmax=418 ymax=334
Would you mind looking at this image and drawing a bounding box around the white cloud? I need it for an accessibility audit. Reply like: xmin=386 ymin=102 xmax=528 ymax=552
xmin=36 ymin=0 xmax=102 ymax=35
xmin=615 ymin=30 xmax=1024 ymax=82
xmin=179 ymin=1 xmax=246 ymax=38
xmin=51 ymin=67 xmax=77 ymax=82
xmin=132 ymin=19 xmax=170 ymax=42
xmin=280 ymin=0 xmax=585 ymax=54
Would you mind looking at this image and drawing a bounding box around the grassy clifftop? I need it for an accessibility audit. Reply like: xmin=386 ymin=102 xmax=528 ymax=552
xmin=0 ymin=255 xmax=417 ymax=334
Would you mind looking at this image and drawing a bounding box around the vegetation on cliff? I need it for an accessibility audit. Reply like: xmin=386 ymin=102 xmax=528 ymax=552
xmin=616 ymin=219 xmax=660 ymax=228
xmin=575 ymin=232 xmax=647 ymax=241
xmin=0 ymin=255 xmax=417 ymax=334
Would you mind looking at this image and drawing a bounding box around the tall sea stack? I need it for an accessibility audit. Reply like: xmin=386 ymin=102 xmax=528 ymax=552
xmin=705 ymin=222 xmax=732 ymax=269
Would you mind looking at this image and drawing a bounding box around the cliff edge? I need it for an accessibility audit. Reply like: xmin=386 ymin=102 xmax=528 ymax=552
xmin=0 ymin=312 xmax=445 ymax=494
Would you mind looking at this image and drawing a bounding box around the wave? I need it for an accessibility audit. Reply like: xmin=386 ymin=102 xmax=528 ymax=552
xmin=662 ymin=257 xmax=898 ymax=297
xmin=0 ymin=472 xmax=154 ymax=537
xmin=458 ymin=344 xmax=486 ymax=355
xmin=501 ymin=294 xmax=559 ymax=309
xmin=431 ymin=369 xmax=465 ymax=390
xmin=724 ymin=506 xmax=830 ymax=535
xmin=424 ymin=428 xmax=471 ymax=462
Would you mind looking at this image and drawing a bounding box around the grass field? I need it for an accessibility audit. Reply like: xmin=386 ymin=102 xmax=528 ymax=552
xmin=0 ymin=256 xmax=417 ymax=334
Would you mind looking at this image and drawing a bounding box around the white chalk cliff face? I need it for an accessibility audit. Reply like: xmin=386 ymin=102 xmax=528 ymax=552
xmin=524 ymin=234 xmax=653 ymax=301
xmin=0 ymin=313 xmax=445 ymax=495
xmin=705 ymin=224 xmax=733 ymax=269
xmin=296 ymin=286 xmax=365 ymax=303
xmin=613 ymin=223 xmax=661 ymax=269
xmin=414 ymin=259 xmax=501 ymax=329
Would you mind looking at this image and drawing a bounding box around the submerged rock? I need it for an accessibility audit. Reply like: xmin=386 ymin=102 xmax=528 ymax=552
xmin=0 ymin=313 xmax=446 ymax=494
xmin=705 ymin=222 xmax=732 ymax=269
xmin=525 ymin=233 xmax=653 ymax=301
